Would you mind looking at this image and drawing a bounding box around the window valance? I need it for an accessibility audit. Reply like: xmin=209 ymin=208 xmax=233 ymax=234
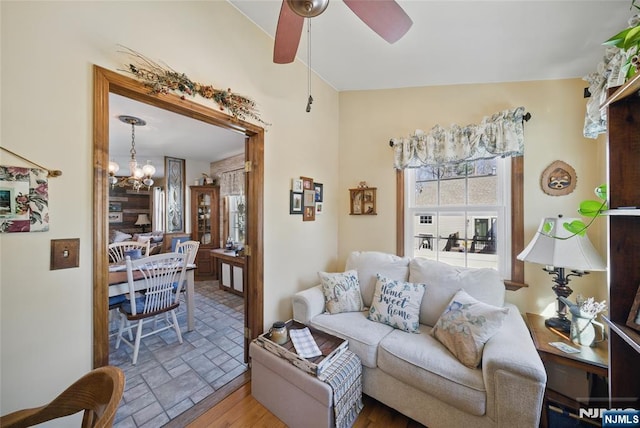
xmin=390 ymin=106 xmax=527 ymax=169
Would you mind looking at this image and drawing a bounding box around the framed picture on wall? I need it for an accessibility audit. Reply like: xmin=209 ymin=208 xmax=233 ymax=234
xmin=349 ymin=187 xmax=377 ymax=215
xmin=314 ymin=183 xmax=323 ymax=202
xmin=292 ymin=178 xmax=303 ymax=193
xmin=303 ymin=205 xmax=315 ymax=221
xmin=290 ymin=191 xmax=303 ymax=214
xmin=301 ymin=176 xmax=313 ymax=191
xmin=108 ymin=212 xmax=123 ymax=223
xmin=626 ymin=284 xmax=640 ymax=332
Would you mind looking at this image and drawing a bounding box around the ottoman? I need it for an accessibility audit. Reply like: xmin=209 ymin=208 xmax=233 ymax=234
xmin=250 ymin=341 xmax=335 ymax=428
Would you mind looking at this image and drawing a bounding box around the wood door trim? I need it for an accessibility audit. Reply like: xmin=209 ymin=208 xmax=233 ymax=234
xmin=93 ymin=65 xmax=264 ymax=367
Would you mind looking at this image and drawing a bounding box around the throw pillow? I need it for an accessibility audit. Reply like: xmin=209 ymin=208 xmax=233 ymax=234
xmin=367 ymin=274 xmax=425 ymax=333
xmin=431 ymin=289 xmax=509 ymax=368
xmin=318 ymin=270 xmax=364 ymax=314
xmin=112 ymin=230 xmax=132 ymax=243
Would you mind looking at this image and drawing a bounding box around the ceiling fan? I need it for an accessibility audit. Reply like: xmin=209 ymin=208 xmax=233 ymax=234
xmin=274 ymin=0 xmax=413 ymax=64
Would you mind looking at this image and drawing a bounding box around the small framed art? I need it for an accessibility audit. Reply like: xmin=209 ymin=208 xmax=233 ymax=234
xmin=301 ymin=176 xmax=313 ymax=191
xmin=349 ymin=187 xmax=376 ymax=215
xmin=626 ymin=284 xmax=640 ymax=332
xmin=108 ymin=212 xmax=123 ymax=223
xmin=290 ymin=191 xmax=303 ymax=214
xmin=314 ymin=183 xmax=323 ymax=202
xmin=292 ymin=178 xmax=303 ymax=193
xmin=303 ymin=205 xmax=315 ymax=221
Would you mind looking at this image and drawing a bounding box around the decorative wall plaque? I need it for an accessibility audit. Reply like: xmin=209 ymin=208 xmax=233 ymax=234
xmin=540 ymin=160 xmax=576 ymax=196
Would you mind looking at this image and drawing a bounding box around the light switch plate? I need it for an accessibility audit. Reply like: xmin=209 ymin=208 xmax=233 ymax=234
xmin=50 ymin=238 xmax=80 ymax=270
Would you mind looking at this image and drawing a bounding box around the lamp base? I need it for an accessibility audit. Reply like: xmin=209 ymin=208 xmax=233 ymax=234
xmin=545 ymin=316 xmax=571 ymax=333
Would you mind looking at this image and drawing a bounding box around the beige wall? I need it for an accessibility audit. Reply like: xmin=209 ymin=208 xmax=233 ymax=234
xmin=338 ymin=79 xmax=608 ymax=315
xmin=0 ymin=1 xmax=339 ymax=413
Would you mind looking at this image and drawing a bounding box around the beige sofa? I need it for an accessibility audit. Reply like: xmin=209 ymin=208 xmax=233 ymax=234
xmin=292 ymin=252 xmax=546 ymax=428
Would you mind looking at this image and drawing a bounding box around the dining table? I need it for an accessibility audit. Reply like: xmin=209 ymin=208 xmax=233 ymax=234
xmin=108 ymin=264 xmax=197 ymax=332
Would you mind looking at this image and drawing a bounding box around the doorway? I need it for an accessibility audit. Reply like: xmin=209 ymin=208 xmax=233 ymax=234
xmin=92 ymin=65 xmax=264 ymax=417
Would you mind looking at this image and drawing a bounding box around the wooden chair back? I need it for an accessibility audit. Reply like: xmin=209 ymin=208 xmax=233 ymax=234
xmin=0 ymin=366 xmax=125 ymax=428
xmin=125 ymin=252 xmax=188 ymax=317
xmin=175 ymin=240 xmax=200 ymax=265
xmin=108 ymin=241 xmax=151 ymax=263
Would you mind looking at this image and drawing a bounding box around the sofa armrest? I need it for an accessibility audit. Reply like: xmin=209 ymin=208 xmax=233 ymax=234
xmin=481 ymin=304 xmax=546 ymax=426
xmin=292 ymin=285 xmax=325 ymax=324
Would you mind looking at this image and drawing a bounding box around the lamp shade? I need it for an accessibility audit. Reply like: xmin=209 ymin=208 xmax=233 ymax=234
xmin=134 ymin=214 xmax=151 ymax=226
xmin=517 ymin=216 xmax=606 ymax=271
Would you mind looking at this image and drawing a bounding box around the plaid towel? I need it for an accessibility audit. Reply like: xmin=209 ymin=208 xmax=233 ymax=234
xmin=289 ymin=327 xmax=322 ymax=358
xmin=318 ymin=351 xmax=363 ymax=428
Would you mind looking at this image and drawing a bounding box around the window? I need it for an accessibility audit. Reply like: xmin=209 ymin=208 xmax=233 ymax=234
xmin=404 ymin=157 xmax=512 ymax=278
xmin=419 ymin=215 xmax=433 ymax=224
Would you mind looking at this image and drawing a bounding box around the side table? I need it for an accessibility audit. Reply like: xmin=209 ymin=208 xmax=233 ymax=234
xmin=526 ymin=313 xmax=608 ymax=428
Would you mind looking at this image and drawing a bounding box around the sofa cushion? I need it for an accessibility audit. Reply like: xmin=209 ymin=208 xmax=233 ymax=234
xmin=345 ymin=251 xmax=410 ymax=307
xmin=309 ymin=311 xmax=393 ymax=368
xmin=431 ymin=289 xmax=509 ymax=368
xmin=318 ymin=270 xmax=364 ymax=314
xmin=111 ymin=230 xmax=132 ymax=244
xmin=408 ymin=258 xmax=505 ymax=326
xmin=368 ymin=274 xmax=425 ymax=333
xmin=377 ymin=325 xmax=487 ymax=416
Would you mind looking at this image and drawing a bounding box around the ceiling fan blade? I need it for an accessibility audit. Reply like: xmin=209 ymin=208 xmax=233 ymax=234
xmin=343 ymin=0 xmax=413 ymax=44
xmin=273 ymin=0 xmax=305 ymax=64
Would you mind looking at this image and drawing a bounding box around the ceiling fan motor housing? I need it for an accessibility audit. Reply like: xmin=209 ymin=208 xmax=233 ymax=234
xmin=287 ymin=0 xmax=329 ymax=18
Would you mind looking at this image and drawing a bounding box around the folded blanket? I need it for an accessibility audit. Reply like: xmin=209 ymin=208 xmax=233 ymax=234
xmin=318 ymin=351 xmax=363 ymax=428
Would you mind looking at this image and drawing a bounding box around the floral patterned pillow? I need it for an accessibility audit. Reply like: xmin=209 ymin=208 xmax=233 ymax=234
xmin=367 ymin=274 xmax=425 ymax=333
xmin=318 ymin=270 xmax=364 ymax=314
xmin=431 ymin=289 xmax=509 ymax=368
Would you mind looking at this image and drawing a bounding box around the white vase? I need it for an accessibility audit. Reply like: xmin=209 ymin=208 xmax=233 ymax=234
xmin=570 ymin=313 xmax=605 ymax=347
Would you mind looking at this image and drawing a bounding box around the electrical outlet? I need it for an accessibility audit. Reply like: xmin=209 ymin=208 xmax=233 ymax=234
xmin=50 ymin=238 xmax=80 ymax=270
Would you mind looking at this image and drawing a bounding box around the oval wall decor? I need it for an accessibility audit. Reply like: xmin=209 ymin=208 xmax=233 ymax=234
xmin=540 ymin=160 xmax=577 ymax=196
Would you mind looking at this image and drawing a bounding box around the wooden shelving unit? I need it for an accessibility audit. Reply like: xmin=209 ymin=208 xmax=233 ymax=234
xmin=601 ymin=75 xmax=640 ymax=408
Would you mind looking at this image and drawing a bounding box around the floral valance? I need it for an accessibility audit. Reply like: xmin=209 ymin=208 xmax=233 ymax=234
xmin=391 ymin=106 xmax=527 ymax=169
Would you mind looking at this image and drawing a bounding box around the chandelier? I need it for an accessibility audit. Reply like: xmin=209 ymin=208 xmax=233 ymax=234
xmin=108 ymin=115 xmax=155 ymax=192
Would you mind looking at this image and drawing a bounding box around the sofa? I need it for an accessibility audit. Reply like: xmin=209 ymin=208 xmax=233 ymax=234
xmin=292 ymin=251 xmax=546 ymax=428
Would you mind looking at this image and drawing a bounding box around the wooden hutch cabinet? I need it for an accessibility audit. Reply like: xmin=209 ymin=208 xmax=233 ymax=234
xmin=601 ymin=73 xmax=640 ymax=409
xmin=190 ymin=185 xmax=220 ymax=279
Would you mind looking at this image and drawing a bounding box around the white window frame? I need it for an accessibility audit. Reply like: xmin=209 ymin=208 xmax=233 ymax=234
xmin=404 ymin=157 xmax=512 ymax=279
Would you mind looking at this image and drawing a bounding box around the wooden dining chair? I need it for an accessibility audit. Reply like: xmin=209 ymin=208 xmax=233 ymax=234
xmin=107 ymin=240 xmax=151 ymax=264
xmin=115 ymin=252 xmax=188 ymax=365
xmin=175 ymin=240 xmax=200 ymax=265
xmin=0 ymin=366 xmax=125 ymax=428
xmin=174 ymin=240 xmax=200 ymax=308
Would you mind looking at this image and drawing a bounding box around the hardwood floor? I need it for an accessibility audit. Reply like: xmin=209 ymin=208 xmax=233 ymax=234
xmin=187 ymin=382 xmax=427 ymax=428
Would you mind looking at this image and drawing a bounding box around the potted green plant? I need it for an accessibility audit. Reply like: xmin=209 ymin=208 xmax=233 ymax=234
xmin=547 ymin=184 xmax=608 ymax=238
xmin=604 ymin=0 xmax=640 ymax=80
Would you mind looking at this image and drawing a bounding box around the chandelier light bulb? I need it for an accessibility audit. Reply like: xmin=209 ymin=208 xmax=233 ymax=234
xmin=142 ymin=161 xmax=156 ymax=177
xmin=108 ymin=161 xmax=120 ymax=174
xmin=133 ymin=167 xmax=144 ymax=180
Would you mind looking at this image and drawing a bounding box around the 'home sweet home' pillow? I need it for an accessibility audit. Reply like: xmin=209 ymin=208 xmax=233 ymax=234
xmin=367 ymin=274 xmax=425 ymax=333
xmin=431 ymin=289 xmax=508 ymax=368
xmin=318 ymin=270 xmax=364 ymax=314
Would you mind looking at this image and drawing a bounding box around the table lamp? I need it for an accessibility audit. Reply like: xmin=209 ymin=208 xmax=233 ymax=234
xmin=517 ymin=215 xmax=606 ymax=332
xmin=135 ymin=213 xmax=151 ymax=233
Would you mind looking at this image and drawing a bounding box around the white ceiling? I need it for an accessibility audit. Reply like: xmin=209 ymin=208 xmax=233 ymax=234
xmin=109 ymin=93 xmax=246 ymax=174
xmin=110 ymin=1 xmax=634 ymax=165
xmin=230 ymin=0 xmax=632 ymax=91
